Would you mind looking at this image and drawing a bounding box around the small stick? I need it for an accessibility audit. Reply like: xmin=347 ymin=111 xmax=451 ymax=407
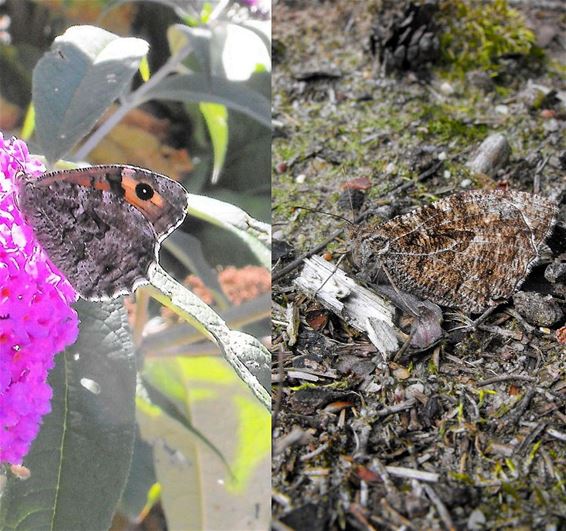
xmin=375 ymin=399 xmax=416 ymax=418
xmin=379 ymin=499 xmax=415 ymax=530
xmin=385 ymin=466 xmax=439 ymax=483
xmin=547 ymin=428 xmax=566 ymax=443
xmin=271 ymin=347 xmax=285 ymax=432
xmin=423 ymin=484 xmax=456 ymax=531
xmin=498 ymin=387 xmax=536 ymax=431
xmin=514 ymin=421 xmax=547 ymax=456
xmin=476 ymin=374 xmax=537 ymax=387
xmin=300 ymin=443 xmax=330 ymax=461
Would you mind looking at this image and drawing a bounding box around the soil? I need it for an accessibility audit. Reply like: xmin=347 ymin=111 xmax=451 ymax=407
xmin=271 ymin=1 xmax=566 ymax=529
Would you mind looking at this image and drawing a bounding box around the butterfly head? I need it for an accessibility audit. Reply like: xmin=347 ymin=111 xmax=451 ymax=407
xmin=350 ymin=226 xmax=389 ymax=283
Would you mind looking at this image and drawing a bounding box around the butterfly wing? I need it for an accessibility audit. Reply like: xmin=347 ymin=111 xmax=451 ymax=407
xmin=18 ymin=165 xmax=189 ymax=301
xmin=361 ymin=191 xmax=557 ymax=313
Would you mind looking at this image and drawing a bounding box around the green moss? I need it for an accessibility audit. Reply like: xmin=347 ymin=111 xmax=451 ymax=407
xmin=289 ymin=383 xmax=319 ymax=391
xmin=419 ymin=103 xmax=488 ymax=142
xmin=547 ymin=58 xmax=566 ymax=79
xmin=532 ymin=485 xmax=548 ymax=506
xmin=427 ymin=358 xmax=439 ymax=374
xmin=438 ymin=0 xmax=543 ymax=79
xmin=529 ymin=440 xmax=542 ymax=461
xmin=449 ymin=472 xmax=475 ymax=485
xmin=477 ymin=388 xmax=496 ymax=407
xmin=504 ymin=458 xmax=517 ymax=474
xmin=501 ymin=481 xmax=521 ymax=499
xmin=494 ymin=400 xmax=514 ymax=418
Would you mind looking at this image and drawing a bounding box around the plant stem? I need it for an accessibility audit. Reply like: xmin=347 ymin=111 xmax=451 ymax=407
xmin=74 ymin=43 xmax=193 ymax=161
xmin=147 ymin=265 xmax=271 ymax=411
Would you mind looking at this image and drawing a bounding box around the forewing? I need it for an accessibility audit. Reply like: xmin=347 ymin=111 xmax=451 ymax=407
xmin=19 ymin=179 xmax=156 ymax=301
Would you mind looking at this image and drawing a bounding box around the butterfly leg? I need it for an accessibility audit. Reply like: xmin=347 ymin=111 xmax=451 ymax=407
xmin=446 ymin=305 xmax=500 ymax=333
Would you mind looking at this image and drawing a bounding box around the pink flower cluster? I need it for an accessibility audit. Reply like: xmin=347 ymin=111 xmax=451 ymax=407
xmin=0 ymin=134 xmax=79 ymax=464
xmin=237 ymin=0 xmax=270 ymax=17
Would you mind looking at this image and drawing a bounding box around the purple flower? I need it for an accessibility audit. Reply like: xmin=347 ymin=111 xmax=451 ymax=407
xmin=0 ymin=134 xmax=79 ymax=465
xmin=236 ymin=0 xmax=270 ymax=18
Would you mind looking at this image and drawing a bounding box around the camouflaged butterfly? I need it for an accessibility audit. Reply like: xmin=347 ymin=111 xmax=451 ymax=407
xmin=351 ymin=190 xmax=558 ymax=313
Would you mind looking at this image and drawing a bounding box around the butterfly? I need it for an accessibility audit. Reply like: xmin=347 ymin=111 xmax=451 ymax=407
xmin=351 ymin=190 xmax=558 ymax=313
xmin=16 ymin=165 xmax=189 ymax=301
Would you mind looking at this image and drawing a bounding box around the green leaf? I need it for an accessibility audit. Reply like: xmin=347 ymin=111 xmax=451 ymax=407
xmin=118 ymin=431 xmax=157 ymax=520
xmin=20 ymin=103 xmax=35 ymax=140
xmin=146 ymin=267 xmax=271 ymax=406
xmin=211 ymin=21 xmax=271 ymax=81
xmin=139 ymin=55 xmax=150 ymax=82
xmin=141 ymin=73 xmax=270 ymax=129
xmin=135 ymin=392 xmax=204 ymax=529
xmin=140 ymin=356 xmax=271 ymax=529
xmin=167 ymin=24 xmax=212 ymax=74
xmin=0 ymin=300 xmax=137 ymax=531
xmin=200 ymin=2 xmax=213 ymax=23
xmin=232 ymin=19 xmax=271 ymax=59
xmin=32 ymin=25 xmax=149 ymax=162
xmin=199 ymin=102 xmax=228 ymax=184
xmin=187 ymin=193 xmax=270 ymax=268
xmin=136 ymin=293 xmax=271 ymax=360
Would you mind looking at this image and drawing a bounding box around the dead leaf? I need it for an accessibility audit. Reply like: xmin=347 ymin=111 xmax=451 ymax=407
xmin=341 ymin=176 xmax=372 ymax=190
xmin=306 ymin=309 xmax=329 ymax=331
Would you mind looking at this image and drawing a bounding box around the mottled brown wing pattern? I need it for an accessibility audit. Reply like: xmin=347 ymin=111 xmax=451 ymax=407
xmin=354 ymin=190 xmax=557 ymax=313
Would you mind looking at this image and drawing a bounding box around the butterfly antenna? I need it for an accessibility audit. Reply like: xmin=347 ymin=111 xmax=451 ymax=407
xmin=288 ymin=205 xmax=355 ymax=226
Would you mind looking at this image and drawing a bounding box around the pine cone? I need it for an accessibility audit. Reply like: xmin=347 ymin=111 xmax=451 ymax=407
xmin=370 ymin=0 xmax=440 ymax=76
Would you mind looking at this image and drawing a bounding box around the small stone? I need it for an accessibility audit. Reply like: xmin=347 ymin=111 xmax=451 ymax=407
xmin=295 ymin=174 xmax=306 ymax=184
xmin=513 ymin=291 xmax=563 ymax=327
xmin=517 ymin=81 xmax=547 ymax=109
xmin=467 ymin=509 xmax=486 ymax=530
xmin=275 ymin=161 xmax=288 ymax=173
xmin=364 ymin=382 xmax=382 ymax=393
xmin=543 ymin=119 xmax=559 ymax=133
xmin=336 ymin=355 xmax=361 ymax=374
xmin=545 ymin=261 xmax=566 ymax=284
xmin=466 ymin=70 xmax=495 ymax=92
xmin=406 ymin=383 xmax=425 ymax=399
xmin=439 ymin=81 xmax=454 ymax=95
xmin=466 ymin=133 xmax=511 ymax=177
xmin=351 ymin=360 xmax=376 ymax=376
xmin=541 ymin=109 xmax=557 ymax=119
xmin=273 ymin=239 xmax=295 ymax=262
xmin=392 ymin=366 xmax=410 ymax=380
xmin=410 ymin=300 xmax=444 ymax=349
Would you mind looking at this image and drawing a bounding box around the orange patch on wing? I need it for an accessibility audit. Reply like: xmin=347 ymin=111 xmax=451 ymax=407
xmin=121 ymin=175 xmax=164 ymax=209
